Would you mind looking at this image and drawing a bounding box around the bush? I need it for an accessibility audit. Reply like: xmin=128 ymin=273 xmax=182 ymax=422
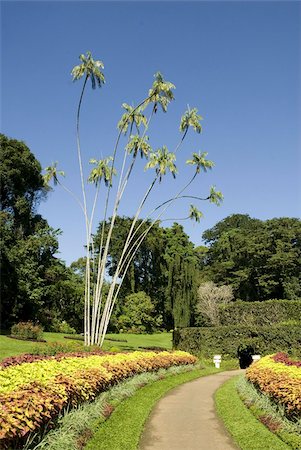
xmin=50 ymin=319 xmax=76 ymax=334
xmin=219 ymin=299 xmax=301 ymax=327
xmin=11 ymin=322 xmax=43 ymax=340
xmin=173 ymin=325 xmax=301 ymax=358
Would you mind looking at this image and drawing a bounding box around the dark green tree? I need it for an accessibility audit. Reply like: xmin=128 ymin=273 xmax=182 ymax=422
xmin=163 ymin=223 xmax=198 ymax=329
xmin=0 ymin=135 xmax=84 ymax=330
xmin=118 ymin=291 xmax=163 ymax=333
xmin=95 ymin=216 xmax=165 ymax=301
xmin=201 ymin=214 xmax=301 ymax=301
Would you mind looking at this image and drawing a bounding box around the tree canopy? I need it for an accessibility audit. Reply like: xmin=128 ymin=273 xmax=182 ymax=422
xmin=0 ymin=135 xmax=84 ymax=330
xmin=200 ymin=214 xmax=301 ymax=301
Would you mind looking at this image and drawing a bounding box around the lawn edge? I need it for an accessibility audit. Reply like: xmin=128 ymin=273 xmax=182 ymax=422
xmin=215 ymin=376 xmax=290 ymax=450
xmin=84 ymin=366 xmax=222 ymax=450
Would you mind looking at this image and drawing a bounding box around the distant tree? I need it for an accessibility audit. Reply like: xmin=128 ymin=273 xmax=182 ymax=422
xmin=0 ymin=135 xmax=84 ymax=330
xmin=0 ymin=134 xmax=46 ymax=237
xmin=201 ymin=214 xmax=301 ymax=301
xmin=117 ymin=291 xmax=162 ymax=333
xmin=94 ymin=217 xmax=165 ymax=300
xmin=195 ymin=281 xmax=233 ymax=326
xmin=163 ymin=223 xmax=198 ymax=329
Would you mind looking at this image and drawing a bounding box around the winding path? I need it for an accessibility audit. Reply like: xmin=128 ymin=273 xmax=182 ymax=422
xmin=139 ymin=369 xmax=242 ymax=450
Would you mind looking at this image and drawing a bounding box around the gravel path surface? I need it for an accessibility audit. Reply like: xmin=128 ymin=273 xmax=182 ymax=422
xmin=139 ymin=369 xmax=242 ymax=450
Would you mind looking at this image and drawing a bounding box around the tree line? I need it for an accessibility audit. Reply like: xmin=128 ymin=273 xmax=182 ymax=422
xmin=1 ymin=134 xmax=300 ymax=332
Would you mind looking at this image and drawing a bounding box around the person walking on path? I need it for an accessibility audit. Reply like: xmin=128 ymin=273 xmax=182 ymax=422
xmin=140 ymin=369 xmax=242 ymax=450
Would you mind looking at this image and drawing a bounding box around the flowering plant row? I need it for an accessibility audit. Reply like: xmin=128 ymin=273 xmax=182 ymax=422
xmin=0 ymin=350 xmax=196 ymax=448
xmin=0 ymin=349 xmax=109 ymax=369
xmin=272 ymin=352 xmax=301 ymax=368
xmin=246 ymin=353 xmax=301 ymax=418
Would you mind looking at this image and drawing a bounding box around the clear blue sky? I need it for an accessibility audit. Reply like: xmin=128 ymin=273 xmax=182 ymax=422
xmin=2 ymin=1 xmax=300 ymax=265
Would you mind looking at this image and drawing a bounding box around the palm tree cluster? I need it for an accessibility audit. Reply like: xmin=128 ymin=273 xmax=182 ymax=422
xmin=44 ymin=51 xmax=222 ymax=346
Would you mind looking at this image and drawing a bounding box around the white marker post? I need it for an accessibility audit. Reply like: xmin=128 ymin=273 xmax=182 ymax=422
xmin=213 ymin=355 xmax=222 ymax=369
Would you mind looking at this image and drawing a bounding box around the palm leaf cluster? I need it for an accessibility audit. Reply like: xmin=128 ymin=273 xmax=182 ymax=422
xmin=43 ymin=162 xmax=65 ymax=187
xmin=71 ymin=51 xmax=105 ymax=89
xmin=118 ymin=103 xmax=147 ymax=135
xmin=145 ymin=146 xmax=177 ymax=181
xmin=186 ymin=151 xmax=214 ymax=174
xmin=147 ymin=72 xmax=175 ymax=113
xmin=180 ymin=107 xmax=203 ymax=134
xmin=88 ymin=157 xmax=117 ymax=187
xmin=126 ymin=135 xmax=152 ymax=159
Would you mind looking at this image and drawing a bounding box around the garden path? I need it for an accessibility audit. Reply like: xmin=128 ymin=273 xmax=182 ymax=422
xmin=139 ymin=369 xmax=242 ymax=450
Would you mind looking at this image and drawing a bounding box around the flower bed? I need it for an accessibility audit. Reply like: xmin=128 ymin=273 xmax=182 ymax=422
xmin=246 ymin=353 xmax=301 ymax=418
xmin=0 ymin=350 xmax=196 ymax=448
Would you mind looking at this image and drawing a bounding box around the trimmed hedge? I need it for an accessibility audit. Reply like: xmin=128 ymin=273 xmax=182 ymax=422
xmin=173 ymin=325 xmax=301 ymax=358
xmin=219 ymin=299 xmax=301 ymax=327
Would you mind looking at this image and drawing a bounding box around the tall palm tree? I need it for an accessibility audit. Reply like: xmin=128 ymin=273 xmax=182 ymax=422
xmin=71 ymin=51 xmax=105 ymax=346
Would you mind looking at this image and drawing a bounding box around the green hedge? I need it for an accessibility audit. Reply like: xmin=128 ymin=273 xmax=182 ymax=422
xmin=219 ymin=299 xmax=301 ymax=327
xmin=173 ymin=325 xmax=301 ymax=358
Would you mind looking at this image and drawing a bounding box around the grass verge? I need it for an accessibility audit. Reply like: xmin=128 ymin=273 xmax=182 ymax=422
xmin=215 ymin=376 xmax=290 ymax=450
xmin=0 ymin=332 xmax=172 ymax=360
xmin=84 ymin=366 xmax=223 ymax=450
xmin=32 ymin=364 xmax=203 ymax=449
xmin=236 ymin=376 xmax=301 ymax=449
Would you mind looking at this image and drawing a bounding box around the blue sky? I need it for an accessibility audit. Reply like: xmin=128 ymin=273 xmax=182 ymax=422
xmin=2 ymin=1 xmax=300 ymax=265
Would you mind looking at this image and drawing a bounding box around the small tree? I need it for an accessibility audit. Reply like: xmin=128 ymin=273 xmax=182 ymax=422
xmin=118 ymin=291 xmax=162 ymax=333
xmin=196 ymin=281 xmax=233 ymax=326
xmin=44 ymin=51 xmax=223 ymax=346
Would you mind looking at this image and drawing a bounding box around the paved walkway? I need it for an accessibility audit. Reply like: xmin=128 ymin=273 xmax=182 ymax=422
xmin=139 ymin=369 xmax=242 ymax=450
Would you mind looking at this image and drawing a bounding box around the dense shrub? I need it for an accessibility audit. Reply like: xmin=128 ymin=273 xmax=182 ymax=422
xmin=173 ymin=325 xmax=301 ymax=358
xmin=10 ymin=321 xmax=43 ymax=340
xmin=246 ymin=354 xmax=301 ymax=418
xmin=0 ymin=350 xmax=196 ymax=448
xmin=219 ymin=299 xmax=301 ymax=327
xmin=50 ymin=319 xmax=76 ymax=334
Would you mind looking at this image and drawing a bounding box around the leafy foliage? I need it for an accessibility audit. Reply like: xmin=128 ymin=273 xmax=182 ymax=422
xmin=246 ymin=354 xmax=301 ymax=418
xmin=71 ymin=51 xmax=105 ymax=89
xmin=200 ymin=214 xmax=301 ymax=301
xmin=146 ymin=72 xmax=175 ymax=112
xmin=180 ymin=107 xmax=203 ymax=134
xmin=219 ymin=299 xmax=301 ymax=327
xmin=173 ymin=325 xmax=301 ymax=358
xmin=117 ymin=103 xmax=147 ymax=135
xmin=10 ymin=322 xmax=43 ymax=341
xmin=145 ymin=146 xmax=177 ymax=181
xmin=118 ymin=292 xmax=163 ymax=333
xmin=0 ymin=350 xmax=196 ymax=447
xmin=0 ymin=135 xmax=84 ymax=331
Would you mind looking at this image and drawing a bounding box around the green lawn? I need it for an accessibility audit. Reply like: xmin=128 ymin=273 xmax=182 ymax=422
xmin=215 ymin=376 xmax=290 ymax=450
xmin=0 ymin=332 xmax=172 ymax=361
xmin=85 ymin=366 xmax=222 ymax=450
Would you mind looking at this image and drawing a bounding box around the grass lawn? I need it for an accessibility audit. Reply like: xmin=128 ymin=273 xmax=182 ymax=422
xmin=215 ymin=376 xmax=290 ymax=450
xmin=85 ymin=366 xmax=222 ymax=450
xmin=0 ymin=332 xmax=172 ymax=361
